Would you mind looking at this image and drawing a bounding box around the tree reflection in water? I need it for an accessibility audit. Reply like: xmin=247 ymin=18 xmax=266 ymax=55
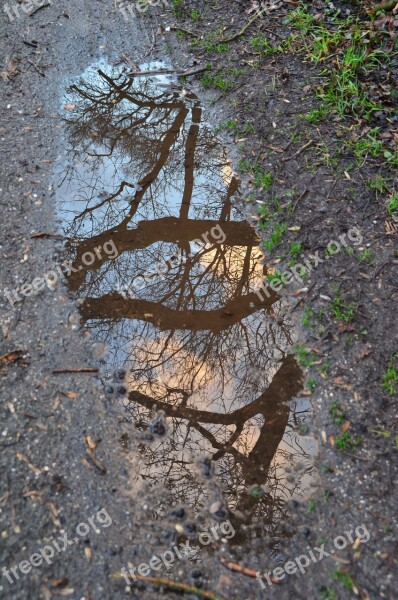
xmin=57 ymin=62 xmax=316 ymax=550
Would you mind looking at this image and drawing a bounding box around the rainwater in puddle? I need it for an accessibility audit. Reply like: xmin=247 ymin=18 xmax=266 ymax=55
xmin=56 ymin=60 xmax=318 ymax=556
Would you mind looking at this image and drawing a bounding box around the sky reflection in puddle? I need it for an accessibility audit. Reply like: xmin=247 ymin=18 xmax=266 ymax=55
xmin=56 ymin=60 xmax=318 ymax=551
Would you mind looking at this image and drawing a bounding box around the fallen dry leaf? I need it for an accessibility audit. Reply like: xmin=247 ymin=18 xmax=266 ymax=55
xmin=337 ymin=322 xmax=356 ymax=332
xmin=86 ymin=453 xmax=107 ymax=475
xmin=52 ymin=578 xmax=68 ymax=588
xmin=0 ymin=56 xmax=20 ymax=82
xmin=353 ymin=537 xmax=362 ymax=550
xmin=23 ymin=490 xmax=43 ymax=498
xmin=84 ymin=547 xmax=92 ymax=562
xmin=85 ymin=435 xmax=96 ymax=450
xmin=80 ymin=457 xmax=93 ymax=470
xmin=330 ymin=555 xmax=351 ymax=565
xmin=16 ymin=453 xmax=42 ymax=475
xmin=385 ymin=220 xmax=398 ymax=235
xmin=359 ymin=346 xmax=371 ymax=358
xmin=0 ymin=350 xmax=25 ymax=368
xmin=342 ymin=420 xmax=350 ymax=433
xmin=48 ymin=503 xmax=61 ymax=527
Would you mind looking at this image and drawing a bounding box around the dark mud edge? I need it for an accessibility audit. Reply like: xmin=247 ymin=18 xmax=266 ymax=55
xmin=0 ymin=1 xmax=396 ymax=600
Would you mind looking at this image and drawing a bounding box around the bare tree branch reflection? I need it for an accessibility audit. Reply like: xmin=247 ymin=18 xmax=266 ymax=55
xmin=57 ymin=65 xmax=315 ymax=546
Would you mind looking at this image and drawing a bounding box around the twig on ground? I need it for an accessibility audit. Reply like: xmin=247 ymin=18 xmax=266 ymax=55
xmin=29 ymin=2 xmax=51 ymax=16
xmin=259 ymin=26 xmax=284 ymax=40
xmin=0 ymin=350 xmax=25 ymax=368
xmin=22 ymin=40 xmax=39 ymax=48
xmin=372 ymin=260 xmax=390 ymax=281
xmin=283 ymin=138 xmax=294 ymax=152
xmin=120 ymin=54 xmax=140 ymax=71
xmin=127 ymin=66 xmax=207 ymax=78
xmin=31 ymin=232 xmax=66 ymax=239
xmin=144 ymin=29 xmax=157 ymax=58
xmin=127 ymin=67 xmax=177 ymax=77
xmin=219 ymin=555 xmax=258 ymax=578
xmin=291 ymin=283 xmax=316 ymax=311
xmin=111 ymin=572 xmax=221 ymax=599
xmin=180 ymin=65 xmax=208 ymax=77
xmin=171 ymin=25 xmax=200 ymax=38
xmin=52 ymin=368 xmax=99 ymax=374
xmin=220 ymin=9 xmax=265 ymax=43
xmin=292 ymin=186 xmax=308 ymax=212
xmin=27 ymin=60 xmax=45 ymax=77
xmin=282 ymin=140 xmax=314 ymax=162
xmin=326 ymin=178 xmax=338 ymax=200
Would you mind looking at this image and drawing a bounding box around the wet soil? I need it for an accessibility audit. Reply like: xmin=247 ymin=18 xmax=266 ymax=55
xmin=151 ymin=1 xmax=398 ymax=599
xmin=0 ymin=1 xmax=397 ymax=599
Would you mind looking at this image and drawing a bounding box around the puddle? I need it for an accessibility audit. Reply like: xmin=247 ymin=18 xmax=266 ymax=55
xmin=56 ymin=60 xmax=317 ymax=554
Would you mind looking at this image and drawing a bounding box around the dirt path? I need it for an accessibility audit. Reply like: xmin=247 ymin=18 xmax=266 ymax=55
xmin=0 ymin=3 xmax=160 ymax=599
xmin=0 ymin=1 xmax=397 ymax=600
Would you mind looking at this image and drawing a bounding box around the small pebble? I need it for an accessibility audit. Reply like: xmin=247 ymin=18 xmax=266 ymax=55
xmin=116 ymin=385 xmax=128 ymax=397
xmin=170 ymin=507 xmax=187 ymax=521
xmin=113 ymin=369 xmax=126 ymax=383
xmin=104 ymin=384 xmax=114 ymax=398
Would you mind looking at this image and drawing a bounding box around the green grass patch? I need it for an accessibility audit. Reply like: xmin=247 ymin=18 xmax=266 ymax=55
xmin=289 ymin=5 xmax=392 ymax=120
xmin=358 ymin=249 xmax=375 ymax=265
xmin=304 ymin=106 xmax=329 ymax=124
xmin=200 ymin=72 xmax=233 ymax=93
xmin=330 ymin=289 xmax=358 ymax=323
xmin=368 ymin=173 xmax=389 ymax=195
xmin=250 ymin=34 xmax=282 ymax=56
xmin=329 ymin=402 xmax=346 ymax=425
xmin=171 ymin=0 xmax=183 ymax=16
xmin=295 ymin=344 xmax=317 ymax=367
xmin=301 ymin=307 xmax=314 ymax=327
xmin=335 ymin=431 xmax=362 ymax=451
xmin=332 ymin=570 xmax=355 ymax=592
xmin=262 ymin=222 xmax=287 ymax=253
xmin=320 ymin=588 xmax=337 ymax=600
xmin=386 ymin=192 xmax=398 ymax=218
xmin=382 ymin=353 xmax=398 ymax=395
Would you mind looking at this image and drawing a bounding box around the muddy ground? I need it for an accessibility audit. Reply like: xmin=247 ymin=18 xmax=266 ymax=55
xmin=0 ymin=1 xmax=397 ymax=599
